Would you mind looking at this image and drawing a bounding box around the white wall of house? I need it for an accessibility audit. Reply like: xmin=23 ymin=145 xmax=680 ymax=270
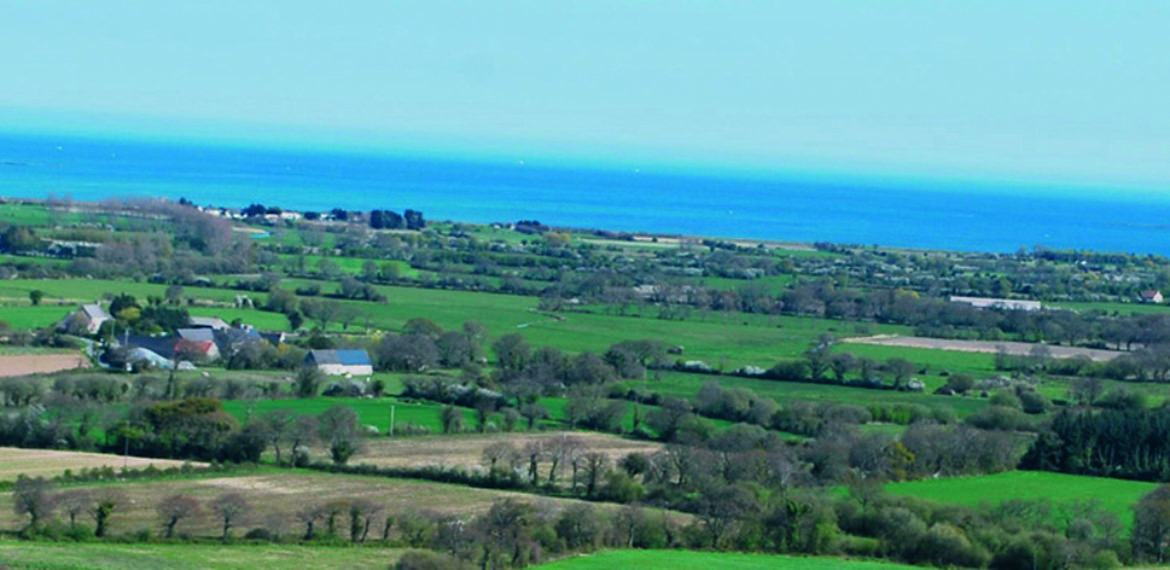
xmin=317 ymin=364 xmax=374 ymax=376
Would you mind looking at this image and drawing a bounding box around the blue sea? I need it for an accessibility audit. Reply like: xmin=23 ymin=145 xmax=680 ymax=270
xmin=2 ymin=131 xmax=1170 ymax=256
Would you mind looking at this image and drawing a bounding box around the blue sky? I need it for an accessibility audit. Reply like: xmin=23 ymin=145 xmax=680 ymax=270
xmin=1 ymin=1 xmax=1167 ymax=188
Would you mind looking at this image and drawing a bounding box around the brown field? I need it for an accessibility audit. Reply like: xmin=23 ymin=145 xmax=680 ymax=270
xmin=0 ymin=471 xmax=635 ymax=537
xmin=0 ymin=354 xmax=90 ymax=377
xmin=845 ymin=335 xmax=1123 ymax=362
xmin=358 ymin=432 xmax=662 ymax=475
xmin=0 ymin=448 xmax=201 ymax=481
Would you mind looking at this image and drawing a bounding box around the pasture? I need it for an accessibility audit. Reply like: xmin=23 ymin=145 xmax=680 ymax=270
xmin=885 ymin=470 xmax=1157 ymax=530
xmin=538 ymin=550 xmax=920 ymax=569
xmin=0 ymin=541 xmax=403 ymax=569
xmin=0 ymin=447 xmax=198 ymax=481
xmin=220 ymin=397 xmax=476 ymax=436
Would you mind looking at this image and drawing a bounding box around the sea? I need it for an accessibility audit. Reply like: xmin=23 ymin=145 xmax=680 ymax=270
xmin=2 ymin=131 xmax=1169 ymax=256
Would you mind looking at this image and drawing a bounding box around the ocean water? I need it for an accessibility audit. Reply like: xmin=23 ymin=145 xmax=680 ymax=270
xmin=1 ymin=131 xmax=1169 ymax=256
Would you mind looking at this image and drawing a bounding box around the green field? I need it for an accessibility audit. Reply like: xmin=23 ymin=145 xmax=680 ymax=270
xmin=886 ymin=470 xmax=1157 ymax=530
xmin=221 ymin=396 xmax=476 ymax=435
xmin=1051 ymin=300 xmax=1170 ymax=316
xmin=0 ymin=539 xmax=403 ymax=569
xmin=626 ymin=370 xmax=988 ymax=417
xmin=538 ymin=550 xmax=919 ymax=569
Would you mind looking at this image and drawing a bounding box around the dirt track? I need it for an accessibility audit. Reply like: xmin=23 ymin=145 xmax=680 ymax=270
xmin=843 ymin=335 xmax=1124 ymax=362
xmin=0 ymin=354 xmax=89 ymax=377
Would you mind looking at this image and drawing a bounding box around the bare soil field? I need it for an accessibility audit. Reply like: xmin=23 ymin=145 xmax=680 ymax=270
xmin=0 ymin=354 xmax=89 ymax=377
xmin=359 ymin=432 xmax=662 ymax=475
xmin=0 ymin=448 xmax=200 ymax=481
xmin=844 ymin=335 xmax=1123 ymax=362
xmin=0 ymin=471 xmax=628 ymax=537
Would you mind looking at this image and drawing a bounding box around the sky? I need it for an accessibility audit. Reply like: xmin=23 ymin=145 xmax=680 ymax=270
xmin=1 ymin=1 xmax=1168 ymax=188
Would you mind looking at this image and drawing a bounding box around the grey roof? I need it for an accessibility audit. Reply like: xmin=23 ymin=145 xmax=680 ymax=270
xmin=307 ymin=349 xmax=371 ymax=366
xmin=81 ymin=304 xmax=111 ymax=321
xmin=189 ymin=316 xmax=230 ymax=329
xmin=176 ymin=328 xmax=216 ymax=342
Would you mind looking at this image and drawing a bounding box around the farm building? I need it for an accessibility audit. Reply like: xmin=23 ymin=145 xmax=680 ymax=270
xmin=189 ymin=316 xmax=231 ymax=330
xmin=305 ymin=349 xmax=374 ymax=376
xmin=1140 ymin=290 xmax=1164 ymax=303
xmin=59 ymin=303 xmax=112 ymax=334
xmin=949 ymin=296 xmax=1042 ymax=312
xmin=175 ymin=328 xmax=221 ymax=360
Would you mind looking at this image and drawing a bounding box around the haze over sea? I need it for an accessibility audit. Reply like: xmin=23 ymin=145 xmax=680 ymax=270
xmin=2 ymin=131 xmax=1170 ymax=256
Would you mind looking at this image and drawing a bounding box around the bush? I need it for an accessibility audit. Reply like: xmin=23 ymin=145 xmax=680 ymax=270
xmin=395 ymin=550 xmax=472 ymax=570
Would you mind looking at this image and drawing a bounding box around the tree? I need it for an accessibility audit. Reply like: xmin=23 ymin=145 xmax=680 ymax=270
xmin=348 ymin=499 xmax=381 ymax=543
xmin=482 ymin=441 xmax=517 ymax=483
xmin=885 ymin=357 xmax=917 ymax=389
xmin=56 ymin=489 xmax=91 ymax=529
xmin=287 ymin=310 xmax=304 ymax=332
xmin=90 ymin=489 xmax=126 ymax=538
xmin=1135 ymin=485 xmax=1170 ymax=562
xmin=828 ymin=352 xmax=857 ymax=382
xmin=492 ymin=333 xmax=532 ymax=371
xmin=319 ymin=404 xmax=363 ymax=465
xmin=210 ymin=492 xmax=250 ymax=542
xmin=261 ymin=409 xmax=297 ymax=466
xmin=157 ymin=494 xmax=200 ymax=538
xmin=14 ymin=477 xmax=56 ymax=530
xmin=28 ymin=290 xmax=44 ymax=306
xmin=296 ymin=366 xmax=324 ymax=398
xmin=440 ymin=405 xmax=465 ymax=434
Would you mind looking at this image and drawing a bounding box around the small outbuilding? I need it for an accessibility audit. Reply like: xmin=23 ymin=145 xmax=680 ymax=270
xmin=1140 ymin=290 xmax=1164 ymax=304
xmin=305 ymin=349 xmax=374 ymax=376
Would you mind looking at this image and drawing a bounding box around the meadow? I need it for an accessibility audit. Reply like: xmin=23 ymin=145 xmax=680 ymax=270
xmin=537 ymin=550 xmax=920 ymax=569
xmin=885 ymin=470 xmax=1158 ymax=530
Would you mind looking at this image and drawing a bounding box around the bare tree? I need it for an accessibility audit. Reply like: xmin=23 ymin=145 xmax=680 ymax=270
xmin=482 ymin=441 xmax=517 ymax=483
xmin=579 ymin=452 xmax=610 ymax=498
xmin=56 ymin=489 xmax=92 ymax=529
xmin=348 ymin=499 xmax=381 ymax=543
xmin=261 ymin=409 xmax=297 ymax=466
xmin=12 ymin=477 xmax=55 ymax=530
xmin=520 ymin=440 xmax=545 ymax=485
xmin=296 ymin=504 xmax=324 ymax=540
xmin=546 ymin=435 xmax=585 ymax=488
xmin=210 ymin=492 xmax=250 ymax=542
xmin=156 ymin=494 xmax=200 ymax=538
xmin=289 ymin=415 xmax=319 ymax=466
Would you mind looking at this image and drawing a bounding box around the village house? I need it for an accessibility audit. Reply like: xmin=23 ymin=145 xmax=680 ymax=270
xmin=1140 ymin=290 xmax=1164 ymax=304
xmin=305 ymin=349 xmax=374 ymax=376
xmin=175 ymin=328 xmax=221 ymax=360
xmin=59 ymin=303 xmax=112 ymax=334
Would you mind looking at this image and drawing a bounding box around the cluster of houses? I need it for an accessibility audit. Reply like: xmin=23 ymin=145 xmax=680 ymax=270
xmin=58 ymin=304 xmax=372 ymax=376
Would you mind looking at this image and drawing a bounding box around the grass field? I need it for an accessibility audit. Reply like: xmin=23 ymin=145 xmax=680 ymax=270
xmin=0 ymin=541 xmax=403 ymax=569
xmin=0 ymin=471 xmax=607 ymax=537
xmin=538 ymin=550 xmax=919 ymax=569
xmin=1052 ymin=300 xmax=1170 ymax=316
xmin=626 ymin=370 xmax=988 ymax=417
xmin=885 ymin=470 xmax=1157 ymax=530
xmin=220 ymin=397 xmax=476 ymax=435
xmin=0 ymin=448 xmax=199 ymax=481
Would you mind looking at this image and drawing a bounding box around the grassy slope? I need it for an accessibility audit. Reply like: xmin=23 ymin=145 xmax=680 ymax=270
xmin=538 ymin=550 xmax=919 ymax=569
xmin=886 ymin=470 xmax=1157 ymax=530
xmin=0 ymin=541 xmax=402 ymax=570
